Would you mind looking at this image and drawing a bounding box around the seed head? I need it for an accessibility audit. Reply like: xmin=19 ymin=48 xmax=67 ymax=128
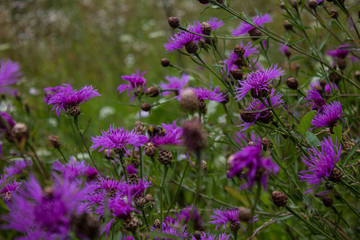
xmin=144 ymin=142 xmax=157 ymax=157
xmin=182 ymin=118 xmax=207 ymax=152
xmin=201 ymin=22 xmax=212 ymax=35
xmin=12 ymin=123 xmax=29 ymax=142
xmin=329 ymin=72 xmax=341 ymax=84
xmin=147 ymin=86 xmax=160 ymax=97
xmin=322 ymin=196 xmax=333 ymax=207
xmin=329 ymin=9 xmax=338 ymax=19
xmin=68 ymin=105 xmax=81 ymax=117
xmin=161 ymin=58 xmax=170 ymax=67
xmin=231 ymin=69 xmax=243 ymax=80
xmin=308 ymin=0 xmax=318 ymax=9
xmin=185 ymin=41 xmax=199 ymax=54
xmin=141 ymin=103 xmax=151 ymax=112
xmin=179 ymin=88 xmax=199 ymax=113
xmin=261 ymin=137 xmax=273 ymax=151
xmin=157 ymin=148 xmax=172 ymax=165
xmin=329 ymin=168 xmax=342 ymax=182
xmin=284 ymin=20 xmax=293 ymax=30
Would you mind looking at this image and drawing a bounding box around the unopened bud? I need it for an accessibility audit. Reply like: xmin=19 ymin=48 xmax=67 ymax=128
xmin=272 ymin=191 xmax=288 ymax=207
xmin=336 ymin=58 xmax=347 ymax=70
xmin=199 ymin=0 xmax=210 ymax=3
xmin=261 ymin=137 xmax=273 ymax=151
xmin=329 ymin=9 xmax=338 ymax=19
xmin=48 ymin=135 xmax=61 ymax=149
xmin=153 ymin=219 xmax=161 ymax=229
xmin=161 ymin=58 xmax=170 ymax=67
xmin=329 ymin=168 xmax=342 ymax=182
xmin=185 ymin=41 xmax=199 ymax=54
xmin=168 ymin=17 xmax=180 ymax=28
xmin=329 ymin=72 xmax=341 ymax=84
xmin=144 ymin=142 xmax=157 ymax=157
xmin=201 ymin=22 xmax=212 ymax=35
xmin=231 ymin=69 xmax=243 ymax=80
xmin=322 ymin=196 xmax=333 ymax=207
xmin=234 ymin=45 xmax=245 ymax=57
xmin=308 ymin=0 xmax=318 ymax=9
xmin=180 ymin=88 xmax=199 ymax=113
xmin=147 ymin=86 xmax=160 ymax=97
xmin=286 ymin=77 xmax=299 ymax=90
xmin=280 ymin=2 xmax=286 ymax=9
xmin=284 ymin=20 xmax=293 ymax=30
xmin=319 ymin=79 xmax=327 ymax=88
xmin=141 ymin=103 xmax=151 ymax=112
xmin=238 ymin=207 xmax=251 ymax=222
xmin=12 ymin=123 xmax=29 ymax=142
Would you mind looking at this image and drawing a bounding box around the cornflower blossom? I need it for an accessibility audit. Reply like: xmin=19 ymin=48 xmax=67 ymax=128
xmin=150 ymin=216 xmax=190 ymax=239
xmin=305 ymin=89 xmax=326 ymax=111
xmin=91 ymin=125 xmax=148 ymax=156
xmin=0 ymin=112 xmax=16 ymax=157
xmin=311 ymin=101 xmax=343 ymax=129
xmin=0 ymin=59 xmax=22 ymax=96
xmin=164 ymin=18 xmax=223 ymax=52
xmin=298 ymin=137 xmax=341 ymax=193
xmin=227 ymin=133 xmax=279 ymax=189
xmin=52 ymin=156 xmax=97 ymax=181
xmin=4 ymin=159 xmax=32 ymax=177
xmin=0 ymin=175 xmax=21 ymax=202
xmin=232 ymin=13 xmax=272 ymax=36
xmin=44 ymin=84 xmax=101 ymax=117
xmin=209 ymin=208 xmax=258 ymax=231
xmin=235 ymin=65 xmax=284 ymax=100
xmin=117 ymin=70 xmax=147 ymax=99
xmin=160 ymin=74 xmax=189 ymax=95
xmin=151 ymin=121 xmax=183 ymax=146
xmin=191 ymin=232 xmax=232 ymax=240
xmin=238 ymin=90 xmax=284 ymax=131
xmin=3 ymin=176 xmax=90 ymax=239
xmin=223 ymin=42 xmax=259 ymax=75
xmin=326 ymin=44 xmax=358 ymax=62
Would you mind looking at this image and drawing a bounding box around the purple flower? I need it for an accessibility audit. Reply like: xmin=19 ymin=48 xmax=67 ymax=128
xmin=192 ymin=233 xmax=232 ymax=240
xmin=279 ymin=44 xmax=291 ymax=57
xmin=126 ymin=164 xmax=138 ymax=175
xmin=223 ymin=42 xmax=259 ymax=75
xmin=235 ymin=65 xmax=284 ymax=100
xmin=127 ymin=178 xmax=151 ymax=198
xmin=118 ymin=70 xmax=147 ymax=99
xmin=151 ymin=121 xmax=183 ymax=146
xmin=52 ymin=156 xmax=97 ymax=181
xmin=160 ymin=74 xmax=189 ymax=95
xmin=44 ymin=84 xmax=101 ymax=116
xmin=165 ymin=18 xmax=223 ymax=52
xmin=227 ymin=133 xmax=279 ymax=189
xmin=310 ymin=81 xmax=338 ymax=93
xmin=0 ymin=175 xmax=21 ymax=202
xmin=109 ymin=196 xmax=135 ymax=219
xmin=209 ymin=208 xmax=258 ymax=231
xmin=305 ymin=89 xmax=326 ymax=111
xmin=3 ymin=176 xmax=90 ymax=239
xmin=0 ymin=59 xmax=22 ymax=96
xmin=4 ymin=159 xmax=32 ymax=177
xmin=326 ymin=44 xmax=354 ymax=60
xmin=312 ymin=101 xmax=343 ymax=128
xmin=91 ymin=125 xmax=148 ymax=156
xmin=194 ymin=86 xmax=227 ymax=102
xmin=232 ymin=13 xmax=272 ymax=36
xmin=0 ymin=112 xmax=16 ymax=157
xmin=299 ymin=137 xmax=341 ymax=193
xmin=150 ymin=216 xmax=190 ymax=239
xmin=177 ymin=207 xmax=204 ymax=230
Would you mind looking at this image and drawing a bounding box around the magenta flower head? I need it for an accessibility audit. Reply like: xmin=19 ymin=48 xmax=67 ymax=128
xmin=91 ymin=125 xmax=148 ymax=156
xmin=279 ymin=44 xmax=291 ymax=57
xmin=0 ymin=175 xmax=21 ymax=202
xmin=4 ymin=159 xmax=32 ymax=177
xmin=235 ymin=65 xmax=284 ymax=100
xmin=311 ymin=101 xmax=343 ymax=129
xmin=150 ymin=216 xmax=190 ymax=239
xmin=194 ymin=86 xmax=227 ymax=102
xmin=52 ymin=156 xmax=97 ymax=181
xmin=44 ymin=84 xmax=101 ymax=117
xmin=223 ymin=42 xmax=259 ymax=75
xmin=209 ymin=208 xmax=258 ymax=231
xmin=3 ymin=175 xmax=90 ymax=239
xmin=232 ymin=13 xmax=272 ymax=37
xmin=151 ymin=121 xmax=183 ymax=146
xmin=298 ymin=137 xmax=341 ymax=193
xmin=305 ymin=89 xmax=326 ymax=111
xmin=0 ymin=112 xmax=16 ymax=157
xmin=177 ymin=206 xmax=204 ymax=230
xmin=118 ymin=70 xmax=147 ymax=99
xmin=0 ymin=59 xmax=22 ymax=96
xmin=164 ymin=18 xmax=223 ymax=53
xmin=227 ymin=133 xmax=279 ymax=189
xmin=160 ymin=74 xmax=189 ymax=95
xmin=192 ymin=232 xmax=232 ymax=240
xmin=326 ymin=44 xmax=356 ymax=60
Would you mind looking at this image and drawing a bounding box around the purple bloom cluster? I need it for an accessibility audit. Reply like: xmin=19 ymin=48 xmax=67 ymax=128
xmin=223 ymin=42 xmax=259 ymax=75
xmin=227 ymin=133 xmax=279 ymax=189
xmin=299 ymin=137 xmax=341 ymax=193
xmin=0 ymin=59 xmax=22 ymax=96
xmin=326 ymin=44 xmax=358 ymax=62
xmin=44 ymin=84 xmax=101 ymax=116
xmin=4 ymin=159 xmax=32 ymax=177
xmin=118 ymin=70 xmax=147 ymax=99
xmin=194 ymin=86 xmax=227 ymax=102
xmin=160 ymin=74 xmax=189 ymax=95
xmin=192 ymin=233 xmax=232 ymax=240
xmin=52 ymin=156 xmax=98 ymax=181
xmin=0 ymin=175 xmax=21 ymax=202
xmin=312 ymin=101 xmax=343 ymax=128
xmin=150 ymin=216 xmax=190 ymax=239
xmin=151 ymin=121 xmax=183 ymax=146
xmin=232 ymin=13 xmax=272 ymax=36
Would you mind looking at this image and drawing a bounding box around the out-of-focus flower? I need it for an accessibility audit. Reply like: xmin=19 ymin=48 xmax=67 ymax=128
xmin=299 ymin=137 xmax=341 ymax=193
xmin=326 ymin=44 xmax=358 ymax=61
xmin=0 ymin=112 xmax=16 ymax=157
xmin=150 ymin=216 xmax=190 ymax=239
xmin=160 ymin=74 xmax=189 ymax=95
xmin=311 ymin=101 xmax=343 ymax=129
xmin=232 ymin=13 xmax=272 ymax=37
xmin=0 ymin=175 xmax=21 ymax=202
xmin=0 ymin=59 xmax=22 ymax=96
xmin=52 ymin=156 xmax=97 ymax=181
xmin=194 ymin=86 xmax=227 ymax=102
xmin=279 ymin=44 xmax=291 ymax=57
xmin=177 ymin=207 xmax=204 ymax=230
xmin=118 ymin=70 xmax=147 ymax=99
xmin=209 ymin=208 xmax=258 ymax=231
xmin=44 ymin=84 xmax=100 ymax=117
xmin=91 ymin=125 xmax=148 ymax=156
xmin=191 ymin=232 xmax=232 ymax=240
xmin=223 ymin=42 xmax=259 ymax=75
xmin=227 ymin=133 xmax=279 ymax=189
xmin=4 ymin=159 xmax=32 ymax=177
xmin=151 ymin=121 xmax=183 ymax=146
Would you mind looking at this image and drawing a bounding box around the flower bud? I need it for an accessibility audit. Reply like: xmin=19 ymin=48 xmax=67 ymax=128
xmin=185 ymin=41 xmax=199 ymax=54
xmin=168 ymin=17 xmax=180 ymax=28
xmin=286 ymin=77 xmax=299 ymax=90
xmin=201 ymin=22 xmax=212 ymax=35
xmin=179 ymin=88 xmax=199 ymax=113
xmin=238 ymin=207 xmax=251 ymax=222
xmin=272 ymin=191 xmax=288 ymax=207
xmin=123 ymin=215 xmax=139 ymax=232
xmin=284 ymin=20 xmax=293 ymax=30
xmin=251 ymin=87 xmax=270 ymax=99
xmin=336 ymin=58 xmax=347 ymax=70
xmin=161 ymin=58 xmax=170 ymax=67
xmin=234 ymin=45 xmax=245 ymax=57
xmin=141 ymin=103 xmax=151 ymax=112
xmin=135 ymin=197 xmax=147 ymax=208
xmin=153 ymin=219 xmax=161 ymax=229
xmin=198 ymin=99 xmax=207 ymax=114
xmin=322 ymin=196 xmax=333 ymax=207
xmin=71 ymin=213 xmax=100 ymax=240
xmin=48 ymin=135 xmax=61 ymax=149
xmin=68 ymin=105 xmax=81 ymax=117
xmin=248 ymin=28 xmax=262 ymax=39
xmin=261 ymin=137 xmax=273 ymax=151
xmin=12 ymin=123 xmax=29 ymax=142
xmin=193 ymin=231 xmax=202 ymax=240
xmin=134 ymin=121 xmax=146 ymax=134
xmin=319 ymin=79 xmax=327 ymax=88
xmin=144 ymin=142 xmax=157 ymax=157
xmin=230 ymin=221 xmax=240 ymax=231
xmin=329 ymin=168 xmax=342 ymax=182
xmin=145 ymin=193 xmax=154 ymax=203
xmin=308 ymin=0 xmax=318 ymax=9
xmin=231 ymin=69 xmax=243 ymax=80
xmin=182 ymin=118 xmax=207 ymax=152
xmin=147 ymin=86 xmax=160 ymax=97
xmin=329 ymin=9 xmax=338 ymax=19
xmin=258 ymin=110 xmax=273 ymax=124
xmin=157 ymin=148 xmax=172 ymax=165
xmin=329 ymin=72 xmax=341 ymax=84
xmin=199 ymin=0 xmax=210 ymax=3
xmin=280 ymin=2 xmax=286 ymax=9
xmin=355 ymin=71 xmax=360 ymax=81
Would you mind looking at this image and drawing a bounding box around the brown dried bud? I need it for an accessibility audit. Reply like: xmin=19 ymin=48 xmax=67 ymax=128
xmin=161 ymin=58 xmax=170 ymax=67
xmin=198 ymin=99 xmax=207 ymax=114
xmin=71 ymin=213 xmax=100 ymax=240
xmin=280 ymin=2 xmax=286 ymax=9
xmin=48 ymin=135 xmax=61 ymax=149
xmin=286 ymin=77 xmax=299 ymax=90
xmin=272 ymin=191 xmax=288 ymax=207
xmin=129 ymin=173 xmax=139 ymax=184
xmin=135 ymin=197 xmax=147 ymax=208
xmin=248 ymin=28 xmax=262 ymax=39
xmin=216 ymin=0 xmax=224 ymax=4
xmin=261 ymin=137 xmax=273 ymax=151
xmin=68 ymin=105 xmax=81 ymax=117
xmin=336 ymin=58 xmax=347 ymax=70
xmin=12 ymin=123 xmax=29 ymax=142
xmin=158 ymin=148 xmax=172 ymax=165
xmin=134 ymin=121 xmax=146 ymax=134
xmin=199 ymin=0 xmax=210 ymax=3
xmin=284 ymin=20 xmax=293 ymax=30
xmin=153 ymin=219 xmax=161 ymax=229
xmin=251 ymin=87 xmax=270 ymax=98
xmin=319 ymin=79 xmax=327 ymax=88
xmin=231 ymin=69 xmax=243 ymax=80
xmin=144 ymin=142 xmax=157 ymax=157
xmin=168 ymin=17 xmax=180 ymax=28
xmin=179 ymin=88 xmax=199 ymax=113
xmin=141 ymin=103 xmax=151 ymax=112
xmin=308 ymin=0 xmax=318 ymax=9
xmin=355 ymin=71 xmax=360 ymax=81
xmin=201 ymin=22 xmax=212 ymax=35
xmin=185 ymin=41 xmax=199 ymax=54
xmin=329 ymin=168 xmax=342 ymax=182
xmin=240 ymin=111 xmax=256 ymax=123
xmin=258 ymin=110 xmax=273 ymax=124
xmin=221 ymin=92 xmax=230 ymax=104
xmin=322 ymin=196 xmax=333 ymax=207
xmin=147 ymin=86 xmax=160 ymax=97
xmin=145 ymin=193 xmax=154 ymax=203
xmin=290 ymin=0 xmax=300 ymax=8
xmin=238 ymin=207 xmax=251 ymax=222
xmin=182 ymin=118 xmax=207 ymax=152
xmin=234 ymin=45 xmax=245 ymax=57
xmin=329 ymin=72 xmax=341 ymax=84
xmin=123 ymin=215 xmax=139 ymax=232
xmin=230 ymin=221 xmax=241 ymax=231
xmin=329 ymin=9 xmax=338 ymax=19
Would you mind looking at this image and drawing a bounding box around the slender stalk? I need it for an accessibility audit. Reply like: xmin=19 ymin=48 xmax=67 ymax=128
xmin=141 ymin=208 xmax=149 ymax=228
xmin=119 ymin=154 xmax=128 ymax=183
xmin=57 ymin=148 xmax=67 ymax=163
xmin=160 ymin=165 xmax=169 ymax=233
xmin=250 ymin=183 xmax=261 ymax=236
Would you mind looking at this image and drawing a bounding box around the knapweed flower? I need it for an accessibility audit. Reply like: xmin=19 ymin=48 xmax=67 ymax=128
xmin=310 ymin=80 xmax=338 ymax=93
xmin=194 ymin=86 xmax=227 ymax=102
xmin=227 ymin=133 xmax=279 ymax=189
xmin=312 ymin=101 xmax=343 ymax=129
xmin=91 ymin=125 xmax=148 ymax=156
xmin=44 ymin=84 xmax=101 ymax=117
xmin=235 ymin=65 xmax=284 ymax=100
xmin=305 ymin=89 xmax=326 ymax=111
xmin=160 ymin=74 xmax=189 ymax=95
xmin=118 ymin=70 xmax=147 ymax=99
xmin=150 ymin=216 xmax=190 ymax=239
xmin=299 ymin=137 xmax=341 ymax=193
xmin=223 ymin=42 xmax=259 ymax=75
xmin=0 ymin=112 xmax=16 ymax=157
xmin=4 ymin=159 xmax=32 ymax=177
xmin=326 ymin=44 xmax=358 ymax=62
xmin=3 ymin=176 xmax=90 ymax=239
xmin=52 ymin=156 xmax=97 ymax=181
xmin=232 ymin=13 xmax=272 ymax=37
xmin=177 ymin=207 xmax=204 ymax=230
xmin=209 ymin=208 xmax=258 ymax=231
xmin=164 ymin=18 xmax=223 ymax=53
xmin=151 ymin=121 xmax=183 ymax=146
xmin=279 ymin=44 xmax=291 ymax=57
xmin=192 ymin=232 xmax=232 ymax=240
xmin=0 ymin=59 xmax=22 ymax=96
xmin=0 ymin=175 xmax=21 ymax=202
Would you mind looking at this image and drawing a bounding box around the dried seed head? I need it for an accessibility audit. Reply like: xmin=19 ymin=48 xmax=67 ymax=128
xmin=231 ymin=69 xmax=243 ymax=80
xmin=329 ymin=9 xmax=338 ymax=19
xmin=135 ymin=197 xmax=147 ymax=208
xmin=144 ymin=142 xmax=157 ymax=157
xmin=134 ymin=121 xmax=146 ymax=135
xmin=198 ymin=99 xmax=207 ymax=114
xmin=129 ymin=173 xmax=139 ymax=184
xmin=185 ymin=41 xmax=199 ymax=54
xmin=355 ymin=71 xmax=360 ymax=81
xmin=193 ymin=231 xmax=202 ymax=240
xmin=141 ymin=103 xmax=151 ymax=112
xmin=261 ymin=137 xmax=273 ymax=151
xmin=238 ymin=207 xmax=251 ymax=222
xmin=319 ymin=79 xmax=327 ymax=88
xmin=258 ymin=110 xmax=273 ymax=124
xmin=123 ymin=215 xmax=139 ymax=232
xmin=157 ymin=148 xmax=172 ymax=165
xmin=161 ymin=58 xmax=170 ymax=67
xmin=12 ymin=123 xmax=29 ymax=142
xmin=179 ymin=88 xmax=199 ymax=113
xmin=286 ymin=77 xmax=299 ymax=90
xmin=248 ymin=28 xmax=262 ymax=39
xmin=145 ymin=193 xmax=154 ymax=203
xmin=201 ymin=22 xmax=212 ymax=35
xmin=280 ymin=2 xmax=286 ymax=9
xmin=322 ymin=196 xmax=333 ymax=207
xmin=336 ymin=58 xmax=347 ymax=70
xmin=168 ymin=17 xmax=180 ymax=28
xmin=329 ymin=168 xmax=342 ymax=182
xmin=250 ymin=86 xmax=271 ymax=98
xmin=182 ymin=118 xmax=207 ymax=152
xmin=48 ymin=135 xmax=61 ymax=149
xmin=284 ymin=20 xmax=293 ymax=30
xmin=272 ymin=191 xmax=288 ymax=207
xmin=329 ymin=72 xmax=341 ymax=84
xmin=240 ymin=111 xmax=256 ymax=123
xmin=71 ymin=213 xmax=100 ymax=240
xmin=230 ymin=221 xmax=241 ymax=231
xmin=153 ymin=219 xmax=161 ymax=229
xmin=68 ymin=105 xmax=81 ymax=117
xmin=147 ymin=86 xmax=160 ymax=97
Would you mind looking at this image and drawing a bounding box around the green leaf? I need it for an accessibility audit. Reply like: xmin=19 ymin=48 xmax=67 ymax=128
xmin=305 ymin=131 xmax=320 ymax=147
xmin=298 ymin=111 xmax=316 ymax=135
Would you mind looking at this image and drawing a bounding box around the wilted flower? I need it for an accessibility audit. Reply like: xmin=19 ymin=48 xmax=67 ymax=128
xmin=311 ymin=101 xmax=343 ymax=129
xmin=232 ymin=13 xmax=272 ymax=37
xmin=118 ymin=70 xmax=147 ymax=99
xmin=298 ymin=137 xmax=341 ymax=193
xmin=0 ymin=59 xmax=22 ymax=96
xmin=44 ymin=84 xmax=101 ymax=117
xmin=160 ymin=74 xmax=189 ymax=95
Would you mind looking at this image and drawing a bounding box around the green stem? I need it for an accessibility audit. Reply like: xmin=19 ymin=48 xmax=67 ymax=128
xmin=141 ymin=208 xmax=149 ymax=228
xmin=57 ymin=148 xmax=67 ymax=163
xmin=250 ymin=183 xmax=261 ymax=236
xmin=139 ymin=147 xmax=143 ymax=179
xmin=119 ymin=154 xmax=129 ymax=183
xmin=160 ymin=165 xmax=169 ymax=233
